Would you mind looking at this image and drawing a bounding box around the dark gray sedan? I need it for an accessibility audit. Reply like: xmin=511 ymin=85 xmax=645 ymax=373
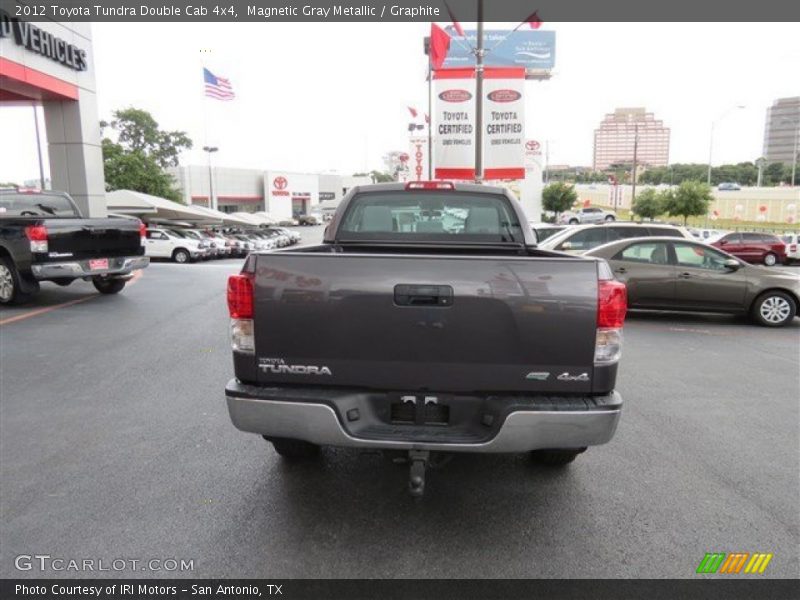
xmin=585 ymin=237 xmax=800 ymax=327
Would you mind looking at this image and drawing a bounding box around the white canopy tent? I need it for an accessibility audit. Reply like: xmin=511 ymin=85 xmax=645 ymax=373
xmin=106 ymin=190 xmax=219 ymax=223
xmin=230 ymin=212 xmax=266 ymax=226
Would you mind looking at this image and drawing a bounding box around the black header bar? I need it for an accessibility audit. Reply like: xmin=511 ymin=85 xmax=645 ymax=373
xmin=6 ymin=0 xmax=800 ymax=22
xmin=2 ymin=579 xmax=799 ymax=600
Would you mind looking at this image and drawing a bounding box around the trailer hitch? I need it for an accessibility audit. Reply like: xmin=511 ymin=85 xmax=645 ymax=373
xmin=408 ymin=450 xmax=429 ymax=497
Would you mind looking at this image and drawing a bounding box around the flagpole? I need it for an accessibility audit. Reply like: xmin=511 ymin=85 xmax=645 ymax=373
xmin=474 ymin=0 xmax=484 ymax=183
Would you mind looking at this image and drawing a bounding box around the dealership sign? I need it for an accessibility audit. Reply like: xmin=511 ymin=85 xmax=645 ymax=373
xmin=0 ymin=10 xmax=88 ymax=71
xmin=442 ymin=30 xmax=555 ymax=71
xmin=434 ymin=68 xmax=525 ymax=181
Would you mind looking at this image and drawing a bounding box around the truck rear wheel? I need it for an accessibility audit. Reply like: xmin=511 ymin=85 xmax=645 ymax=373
xmin=266 ymin=436 xmax=320 ymax=460
xmin=0 ymin=256 xmax=33 ymax=305
xmin=530 ymin=448 xmax=586 ymax=466
xmin=93 ymin=278 xmax=126 ymax=294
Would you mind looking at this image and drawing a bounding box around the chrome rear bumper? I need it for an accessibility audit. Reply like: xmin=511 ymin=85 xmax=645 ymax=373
xmin=225 ymin=380 xmax=622 ymax=453
xmin=31 ymin=255 xmax=150 ymax=280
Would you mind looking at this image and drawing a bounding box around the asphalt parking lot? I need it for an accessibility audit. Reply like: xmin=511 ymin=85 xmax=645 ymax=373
xmin=1 ymin=225 xmax=798 ymax=579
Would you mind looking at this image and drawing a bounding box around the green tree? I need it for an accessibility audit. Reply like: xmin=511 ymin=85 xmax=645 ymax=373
xmin=100 ymin=108 xmax=192 ymax=202
xmin=764 ymin=162 xmax=787 ymax=186
xmin=631 ymin=188 xmax=665 ymax=221
xmin=663 ymin=181 xmax=713 ymax=225
xmin=542 ymin=182 xmax=578 ymax=219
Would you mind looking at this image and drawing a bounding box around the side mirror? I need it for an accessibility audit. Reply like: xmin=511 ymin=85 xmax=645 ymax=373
xmin=718 ymin=239 xmax=728 ymax=245
xmin=723 ymin=258 xmax=740 ymax=270
xmin=560 ymin=241 xmax=573 ymax=250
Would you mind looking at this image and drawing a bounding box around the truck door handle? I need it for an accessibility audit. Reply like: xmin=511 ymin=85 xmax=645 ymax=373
xmin=614 ymin=267 xmax=627 ymax=274
xmin=394 ymin=284 xmax=453 ymax=307
xmin=678 ymin=272 xmax=692 ymax=279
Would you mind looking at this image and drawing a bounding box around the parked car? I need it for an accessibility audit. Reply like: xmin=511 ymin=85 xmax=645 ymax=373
xmin=529 ymin=222 xmax=565 ymax=243
xmin=689 ymin=228 xmax=727 ymax=241
xmin=0 ymin=190 xmax=149 ymax=304
xmin=145 ymin=228 xmax=208 ymax=263
xmin=781 ymin=233 xmax=800 ymax=263
xmin=224 ymin=235 xmax=249 ymax=257
xmin=200 ymin=230 xmax=234 ymax=257
xmin=297 ymin=215 xmax=321 ymax=226
xmin=262 ymin=229 xmax=291 ymax=247
xmin=225 ymin=181 xmax=628 ymax=496
xmin=539 ymin=223 xmax=692 ymax=254
xmin=175 ymin=229 xmax=217 ymax=258
xmin=244 ymin=232 xmax=276 ymax=251
xmin=558 ymin=206 xmax=616 ymax=225
xmin=710 ymin=232 xmax=787 ymax=266
xmin=585 ymin=237 xmax=799 ymax=327
xmin=717 ymin=182 xmax=741 ymax=191
xmin=272 ymin=226 xmax=301 ymax=244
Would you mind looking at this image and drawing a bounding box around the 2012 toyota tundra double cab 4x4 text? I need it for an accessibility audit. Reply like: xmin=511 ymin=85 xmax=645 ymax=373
xmin=224 ymin=182 xmax=627 ymax=495
xmin=0 ymin=190 xmax=149 ymax=304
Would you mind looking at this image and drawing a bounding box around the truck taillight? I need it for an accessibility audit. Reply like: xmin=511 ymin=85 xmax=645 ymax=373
xmin=25 ymin=225 xmax=48 ymax=253
xmin=138 ymin=221 xmax=147 ymax=246
xmin=595 ymin=278 xmax=627 ymax=364
xmin=228 ymin=273 xmax=255 ymax=353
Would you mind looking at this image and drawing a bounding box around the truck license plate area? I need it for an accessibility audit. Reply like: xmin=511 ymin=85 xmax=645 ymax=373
xmin=390 ymin=395 xmax=450 ymax=426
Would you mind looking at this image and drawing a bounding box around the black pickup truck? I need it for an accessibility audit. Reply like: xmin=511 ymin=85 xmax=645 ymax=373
xmin=0 ymin=190 xmax=149 ymax=304
xmin=224 ymin=182 xmax=627 ymax=495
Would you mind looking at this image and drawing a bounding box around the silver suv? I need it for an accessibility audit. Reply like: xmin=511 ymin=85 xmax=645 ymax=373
xmin=558 ymin=207 xmax=616 ymax=225
xmin=539 ymin=223 xmax=693 ymax=254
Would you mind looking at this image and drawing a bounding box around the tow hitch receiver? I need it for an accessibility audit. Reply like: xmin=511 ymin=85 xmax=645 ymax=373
xmin=408 ymin=450 xmax=429 ymax=497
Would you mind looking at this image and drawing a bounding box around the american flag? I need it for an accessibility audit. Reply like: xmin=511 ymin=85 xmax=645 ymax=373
xmin=204 ymin=68 xmax=235 ymax=100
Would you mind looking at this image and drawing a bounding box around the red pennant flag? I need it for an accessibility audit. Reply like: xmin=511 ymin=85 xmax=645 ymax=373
xmin=407 ymin=106 xmax=418 ymax=118
xmin=430 ymin=23 xmax=451 ymax=70
xmin=526 ymin=10 xmax=543 ymax=29
xmin=443 ymin=1 xmax=465 ymax=36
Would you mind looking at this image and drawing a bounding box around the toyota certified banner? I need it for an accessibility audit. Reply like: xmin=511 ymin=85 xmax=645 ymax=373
xmin=482 ymin=68 xmax=526 ymax=180
xmin=434 ymin=67 xmax=525 ymax=181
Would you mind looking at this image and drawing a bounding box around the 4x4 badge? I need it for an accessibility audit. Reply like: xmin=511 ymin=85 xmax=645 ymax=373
xmin=557 ymin=372 xmax=590 ymax=382
xmin=525 ymin=371 xmax=550 ymax=381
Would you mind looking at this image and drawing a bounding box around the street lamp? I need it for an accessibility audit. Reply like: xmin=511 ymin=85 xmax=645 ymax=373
xmin=202 ymin=146 xmax=218 ymax=210
xmin=779 ymin=118 xmax=799 ymax=188
xmin=707 ymin=105 xmax=746 ymax=186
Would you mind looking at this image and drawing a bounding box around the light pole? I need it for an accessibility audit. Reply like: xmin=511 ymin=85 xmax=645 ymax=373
xmin=779 ymin=118 xmax=799 ymax=187
xmin=707 ymin=105 xmax=745 ymax=186
xmin=202 ymin=146 xmax=218 ymax=210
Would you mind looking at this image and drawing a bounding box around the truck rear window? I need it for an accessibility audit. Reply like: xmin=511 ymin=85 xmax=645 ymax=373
xmin=338 ymin=191 xmax=524 ymax=243
xmin=0 ymin=193 xmax=80 ymax=218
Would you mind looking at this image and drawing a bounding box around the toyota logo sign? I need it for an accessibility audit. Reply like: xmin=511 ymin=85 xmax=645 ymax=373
xmin=525 ymin=140 xmax=540 ymax=152
xmin=273 ymin=176 xmax=288 ymax=190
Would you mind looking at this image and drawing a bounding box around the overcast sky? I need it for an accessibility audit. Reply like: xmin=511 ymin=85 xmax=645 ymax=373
xmin=1 ymin=21 xmax=799 ymax=183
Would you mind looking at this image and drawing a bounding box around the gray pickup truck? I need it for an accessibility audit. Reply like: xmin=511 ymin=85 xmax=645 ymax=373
xmin=225 ymin=182 xmax=627 ymax=495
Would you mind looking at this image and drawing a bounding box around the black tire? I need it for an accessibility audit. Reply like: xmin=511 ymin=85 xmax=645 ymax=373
xmin=0 ymin=256 xmax=34 ymax=305
xmin=266 ymin=436 xmax=321 ymax=460
xmin=763 ymin=252 xmax=777 ymax=267
xmin=568 ymin=218 xmax=579 ymax=225
xmin=751 ymin=290 xmax=797 ymax=327
xmin=173 ymin=248 xmax=191 ymax=264
xmin=530 ymin=448 xmax=586 ymax=466
xmin=605 ymin=215 xmax=616 ymax=222
xmin=92 ymin=278 xmax=126 ymax=295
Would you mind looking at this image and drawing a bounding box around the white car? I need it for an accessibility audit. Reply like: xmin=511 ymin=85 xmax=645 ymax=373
xmin=539 ymin=222 xmax=693 ymax=254
xmin=782 ymin=233 xmax=800 ymax=262
xmin=558 ymin=207 xmax=617 ymax=225
xmin=275 ymin=227 xmax=301 ymax=243
xmin=145 ymin=228 xmax=209 ymax=263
